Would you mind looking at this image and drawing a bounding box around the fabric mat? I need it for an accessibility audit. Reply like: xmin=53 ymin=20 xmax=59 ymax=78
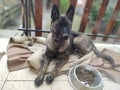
xmin=7 ymin=37 xmax=120 ymax=83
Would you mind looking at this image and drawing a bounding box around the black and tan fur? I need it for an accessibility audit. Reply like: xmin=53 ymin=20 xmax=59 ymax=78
xmin=34 ymin=5 xmax=115 ymax=86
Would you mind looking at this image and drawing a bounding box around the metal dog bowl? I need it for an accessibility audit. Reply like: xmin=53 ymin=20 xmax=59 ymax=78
xmin=68 ymin=65 xmax=103 ymax=90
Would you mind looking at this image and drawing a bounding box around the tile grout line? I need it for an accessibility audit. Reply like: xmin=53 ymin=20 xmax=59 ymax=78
xmin=1 ymin=73 xmax=9 ymax=90
xmin=51 ymin=82 xmax=53 ymax=90
xmin=6 ymin=80 xmax=68 ymax=81
xmin=6 ymin=80 xmax=34 ymax=81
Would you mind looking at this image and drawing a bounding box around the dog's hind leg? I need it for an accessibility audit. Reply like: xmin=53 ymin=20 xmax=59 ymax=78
xmin=34 ymin=55 xmax=50 ymax=86
xmin=73 ymin=35 xmax=115 ymax=67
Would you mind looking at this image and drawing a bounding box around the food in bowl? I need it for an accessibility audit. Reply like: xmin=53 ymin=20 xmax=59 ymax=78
xmin=76 ymin=67 xmax=100 ymax=87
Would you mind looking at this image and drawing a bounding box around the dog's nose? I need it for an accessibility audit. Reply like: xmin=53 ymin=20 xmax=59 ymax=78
xmin=62 ymin=34 xmax=69 ymax=40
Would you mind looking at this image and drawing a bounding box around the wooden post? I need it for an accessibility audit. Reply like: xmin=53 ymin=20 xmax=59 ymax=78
xmin=52 ymin=0 xmax=60 ymax=8
xmin=21 ymin=0 xmax=25 ymax=28
xmin=79 ymin=0 xmax=93 ymax=32
xmin=92 ymin=0 xmax=109 ymax=40
xmin=103 ymin=0 xmax=120 ymax=41
xmin=70 ymin=0 xmax=77 ymax=8
xmin=35 ymin=0 xmax=42 ymax=36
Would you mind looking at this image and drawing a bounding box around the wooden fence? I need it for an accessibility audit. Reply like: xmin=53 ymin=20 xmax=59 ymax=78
xmin=19 ymin=0 xmax=120 ymax=43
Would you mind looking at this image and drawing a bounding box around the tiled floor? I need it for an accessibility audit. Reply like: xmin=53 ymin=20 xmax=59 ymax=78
xmin=0 ymin=38 xmax=120 ymax=90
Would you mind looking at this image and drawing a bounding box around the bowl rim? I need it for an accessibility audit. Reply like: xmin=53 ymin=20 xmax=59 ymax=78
xmin=73 ymin=65 xmax=103 ymax=88
xmin=68 ymin=66 xmax=78 ymax=90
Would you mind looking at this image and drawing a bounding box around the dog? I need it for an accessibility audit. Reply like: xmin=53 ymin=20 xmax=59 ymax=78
xmin=34 ymin=5 xmax=115 ymax=86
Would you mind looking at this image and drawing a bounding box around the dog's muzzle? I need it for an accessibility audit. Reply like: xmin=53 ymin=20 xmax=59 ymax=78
xmin=62 ymin=34 xmax=69 ymax=40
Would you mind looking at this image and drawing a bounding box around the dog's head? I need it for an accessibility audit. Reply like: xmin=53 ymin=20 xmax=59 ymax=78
xmin=50 ymin=5 xmax=74 ymax=42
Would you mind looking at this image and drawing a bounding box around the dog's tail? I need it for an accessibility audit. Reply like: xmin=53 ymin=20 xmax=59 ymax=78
xmin=91 ymin=43 xmax=115 ymax=67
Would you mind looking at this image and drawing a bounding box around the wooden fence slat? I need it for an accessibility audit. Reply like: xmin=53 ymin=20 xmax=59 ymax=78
xmin=103 ymin=0 xmax=120 ymax=41
xmin=28 ymin=0 xmax=31 ymax=28
xmin=52 ymin=0 xmax=60 ymax=8
xmin=70 ymin=0 xmax=77 ymax=8
xmin=35 ymin=0 xmax=42 ymax=36
xmin=78 ymin=0 xmax=93 ymax=32
xmin=25 ymin=0 xmax=29 ymax=36
xmin=21 ymin=0 xmax=25 ymax=28
xmin=92 ymin=0 xmax=109 ymax=40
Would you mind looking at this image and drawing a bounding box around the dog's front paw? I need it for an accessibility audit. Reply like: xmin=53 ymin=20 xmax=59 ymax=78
xmin=34 ymin=76 xmax=44 ymax=86
xmin=46 ymin=73 xmax=55 ymax=84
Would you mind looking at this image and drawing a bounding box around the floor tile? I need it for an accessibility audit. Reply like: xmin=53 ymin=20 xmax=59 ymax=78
xmin=103 ymin=84 xmax=112 ymax=90
xmin=111 ymin=85 xmax=120 ymax=90
xmin=0 ymin=38 xmax=9 ymax=52
xmin=113 ymin=45 xmax=120 ymax=53
xmin=54 ymin=75 xmax=68 ymax=81
xmin=7 ymin=68 xmax=37 ymax=80
xmin=103 ymin=77 xmax=120 ymax=90
xmin=95 ymin=43 xmax=114 ymax=49
xmin=8 ymin=69 xmax=68 ymax=81
xmin=95 ymin=43 xmax=120 ymax=53
xmin=0 ymin=38 xmax=9 ymax=81
xmin=52 ymin=81 xmax=73 ymax=90
xmin=0 ymin=30 xmax=20 ymax=38
xmin=0 ymin=55 xmax=9 ymax=80
xmin=0 ymin=81 xmax=4 ymax=90
xmin=2 ymin=81 xmax=51 ymax=90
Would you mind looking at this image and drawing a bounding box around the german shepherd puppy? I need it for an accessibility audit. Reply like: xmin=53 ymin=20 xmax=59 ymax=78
xmin=34 ymin=5 xmax=115 ymax=86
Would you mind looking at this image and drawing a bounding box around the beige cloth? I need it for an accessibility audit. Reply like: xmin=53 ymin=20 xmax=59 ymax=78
xmin=7 ymin=37 xmax=46 ymax=71
xmin=7 ymin=41 xmax=33 ymax=71
xmin=7 ymin=36 xmax=120 ymax=83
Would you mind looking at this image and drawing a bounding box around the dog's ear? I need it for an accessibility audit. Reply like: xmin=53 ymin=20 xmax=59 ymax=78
xmin=66 ymin=5 xmax=74 ymax=21
xmin=51 ymin=5 xmax=60 ymax=22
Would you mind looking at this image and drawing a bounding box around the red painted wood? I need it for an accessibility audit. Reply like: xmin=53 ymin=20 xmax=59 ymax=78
xmin=70 ymin=0 xmax=77 ymax=8
xmin=79 ymin=0 xmax=93 ymax=32
xmin=103 ymin=0 xmax=120 ymax=41
xmin=35 ymin=0 xmax=42 ymax=36
xmin=21 ymin=0 xmax=25 ymax=28
xmin=52 ymin=0 xmax=60 ymax=8
xmin=92 ymin=0 xmax=109 ymax=40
